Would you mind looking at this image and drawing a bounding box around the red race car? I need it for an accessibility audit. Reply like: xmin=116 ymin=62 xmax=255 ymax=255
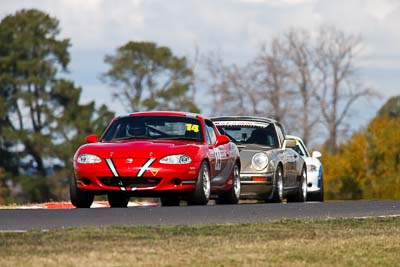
xmin=71 ymin=111 xmax=241 ymax=208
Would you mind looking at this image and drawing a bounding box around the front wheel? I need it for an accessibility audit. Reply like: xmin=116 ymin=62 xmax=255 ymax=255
xmin=288 ymin=165 xmax=307 ymax=202
xmin=69 ymin=175 xmax=94 ymax=208
xmin=107 ymin=193 xmax=129 ymax=208
xmin=188 ymin=161 xmax=210 ymax=205
xmin=216 ymin=162 xmax=240 ymax=204
xmin=268 ymin=165 xmax=283 ymax=203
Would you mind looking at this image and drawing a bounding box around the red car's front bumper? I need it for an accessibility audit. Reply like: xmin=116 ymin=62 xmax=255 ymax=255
xmin=74 ymin=158 xmax=200 ymax=196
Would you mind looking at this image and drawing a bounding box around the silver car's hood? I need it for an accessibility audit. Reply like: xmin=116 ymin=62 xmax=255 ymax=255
xmin=237 ymin=144 xmax=273 ymax=151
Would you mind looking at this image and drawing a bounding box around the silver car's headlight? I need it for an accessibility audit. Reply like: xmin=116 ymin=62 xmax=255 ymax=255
xmin=77 ymin=154 xmax=102 ymax=164
xmin=307 ymin=164 xmax=318 ymax=172
xmin=160 ymin=154 xmax=192 ymax=164
xmin=252 ymin=152 xmax=269 ymax=170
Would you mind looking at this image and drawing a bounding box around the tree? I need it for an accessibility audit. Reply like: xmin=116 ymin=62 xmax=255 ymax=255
xmin=203 ymin=52 xmax=259 ymax=116
xmin=322 ymin=133 xmax=366 ymax=200
xmin=0 ymin=167 xmax=11 ymax=205
xmin=0 ymin=9 xmax=70 ymax=177
xmin=204 ymin=39 xmax=296 ymax=126
xmin=102 ymin=41 xmax=199 ymax=113
xmin=322 ymin=95 xmax=400 ymax=200
xmin=377 ymin=96 xmax=400 ymax=118
xmin=253 ymin=38 xmax=295 ymax=124
xmin=0 ymin=9 xmax=114 ymax=203
xmin=204 ymin=33 xmax=308 ymax=134
xmin=364 ymin=96 xmax=400 ymax=199
xmin=284 ymin=29 xmax=320 ymax=145
xmin=204 ymin=26 xmax=375 ymax=148
xmin=314 ymin=26 xmax=376 ymax=153
xmin=48 ymin=80 xmax=114 ymax=200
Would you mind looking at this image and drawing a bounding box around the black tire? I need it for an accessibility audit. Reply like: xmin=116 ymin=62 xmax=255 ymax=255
xmin=107 ymin=193 xmax=129 ymax=208
xmin=160 ymin=197 xmax=180 ymax=206
xmin=269 ymin=165 xmax=284 ymax=203
xmin=307 ymin=176 xmax=324 ymax=202
xmin=69 ymin=175 xmax=94 ymax=208
xmin=319 ymin=179 xmax=324 ymax=201
xmin=216 ymin=162 xmax=240 ymax=204
xmin=188 ymin=161 xmax=210 ymax=205
xmin=288 ymin=165 xmax=307 ymax=202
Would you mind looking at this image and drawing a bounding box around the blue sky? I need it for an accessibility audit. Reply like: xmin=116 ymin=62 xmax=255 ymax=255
xmin=1 ymin=0 xmax=400 ymax=135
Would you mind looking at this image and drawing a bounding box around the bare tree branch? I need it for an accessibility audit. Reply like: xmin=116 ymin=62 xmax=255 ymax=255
xmin=313 ymin=25 xmax=377 ymax=152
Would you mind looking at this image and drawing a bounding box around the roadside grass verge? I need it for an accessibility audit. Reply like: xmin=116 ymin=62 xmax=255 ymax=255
xmin=0 ymin=217 xmax=399 ymax=266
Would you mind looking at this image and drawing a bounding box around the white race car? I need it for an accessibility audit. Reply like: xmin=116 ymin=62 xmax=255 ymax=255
xmin=286 ymin=135 xmax=324 ymax=201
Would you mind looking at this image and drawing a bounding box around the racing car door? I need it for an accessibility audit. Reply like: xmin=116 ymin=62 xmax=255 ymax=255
xmin=276 ymin=124 xmax=297 ymax=187
xmin=205 ymin=120 xmax=230 ymax=185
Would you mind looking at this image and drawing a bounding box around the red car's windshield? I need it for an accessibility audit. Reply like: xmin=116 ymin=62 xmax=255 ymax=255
xmin=101 ymin=116 xmax=204 ymax=142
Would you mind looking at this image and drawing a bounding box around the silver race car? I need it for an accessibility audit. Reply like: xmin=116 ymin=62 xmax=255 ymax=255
xmin=212 ymin=116 xmax=307 ymax=203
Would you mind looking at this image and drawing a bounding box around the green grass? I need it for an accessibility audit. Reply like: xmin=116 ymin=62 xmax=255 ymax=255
xmin=1 ymin=217 xmax=399 ymax=266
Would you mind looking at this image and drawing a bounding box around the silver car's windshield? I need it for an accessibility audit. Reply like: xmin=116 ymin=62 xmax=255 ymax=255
xmin=216 ymin=123 xmax=279 ymax=148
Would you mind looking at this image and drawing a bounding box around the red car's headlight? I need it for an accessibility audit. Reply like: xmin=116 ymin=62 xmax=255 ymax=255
xmin=160 ymin=154 xmax=192 ymax=164
xmin=77 ymin=153 xmax=102 ymax=164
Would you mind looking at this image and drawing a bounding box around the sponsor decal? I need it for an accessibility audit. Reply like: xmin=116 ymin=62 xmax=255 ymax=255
xmin=150 ymin=168 xmax=160 ymax=176
xmin=214 ymin=121 xmax=268 ymax=128
xmin=214 ymin=148 xmax=222 ymax=171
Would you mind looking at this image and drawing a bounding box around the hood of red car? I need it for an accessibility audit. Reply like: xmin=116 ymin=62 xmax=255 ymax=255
xmin=76 ymin=139 xmax=198 ymax=159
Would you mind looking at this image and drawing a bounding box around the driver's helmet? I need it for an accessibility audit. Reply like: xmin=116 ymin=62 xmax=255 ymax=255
xmin=127 ymin=122 xmax=146 ymax=137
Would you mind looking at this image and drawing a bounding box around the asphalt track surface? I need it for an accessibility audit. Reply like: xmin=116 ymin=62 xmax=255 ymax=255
xmin=1 ymin=200 xmax=399 ymax=231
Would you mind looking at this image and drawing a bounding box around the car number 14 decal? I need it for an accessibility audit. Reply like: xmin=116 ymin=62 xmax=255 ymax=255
xmin=186 ymin=123 xmax=199 ymax=132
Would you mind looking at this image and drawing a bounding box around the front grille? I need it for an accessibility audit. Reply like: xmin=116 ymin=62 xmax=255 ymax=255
xmin=99 ymin=177 xmax=161 ymax=187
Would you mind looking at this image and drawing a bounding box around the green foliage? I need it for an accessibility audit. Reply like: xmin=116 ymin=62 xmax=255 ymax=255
xmin=16 ymin=175 xmax=52 ymax=203
xmin=0 ymin=9 xmax=114 ymax=204
xmin=0 ymin=8 xmax=71 ymax=176
xmin=377 ymin=95 xmax=400 ymax=118
xmin=323 ymin=96 xmax=400 ymax=200
xmin=0 ymin=168 xmax=11 ymax=205
xmin=102 ymin=41 xmax=199 ymax=113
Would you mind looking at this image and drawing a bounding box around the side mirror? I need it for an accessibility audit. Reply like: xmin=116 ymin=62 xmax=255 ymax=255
xmin=215 ymin=135 xmax=230 ymax=146
xmin=85 ymin=134 xmax=98 ymax=143
xmin=312 ymin=151 xmax=322 ymax=158
xmin=283 ymin=139 xmax=296 ymax=149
